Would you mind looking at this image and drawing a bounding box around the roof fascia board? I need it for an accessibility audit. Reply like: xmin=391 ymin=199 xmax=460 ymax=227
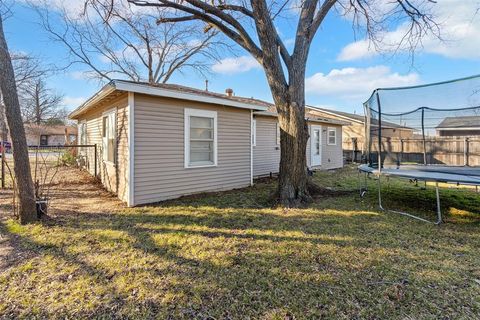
xmin=306 ymin=106 xmax=363 ymax=124
xmin=436 ymin=127 xmax=480 ymax=131
xmin=69 ymin=83 xmax=116 ymax=119
xmin=114 ymin=81 xmax=268 ymax=111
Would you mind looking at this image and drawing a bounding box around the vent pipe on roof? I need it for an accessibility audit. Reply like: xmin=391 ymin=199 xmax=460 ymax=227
xmin=225 ymin=88 xmax=234 ymax=97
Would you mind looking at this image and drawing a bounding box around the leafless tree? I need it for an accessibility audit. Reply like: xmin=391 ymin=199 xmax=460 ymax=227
xmin=19 ymin=77 xmax=66 ymax=124
xmin=35 ymin=0 xmax=227 ymax=84
xmin=122 ymin=0 xmax=440 ymax=206
xmin=0 ymin=13 xmax=37 ymax=223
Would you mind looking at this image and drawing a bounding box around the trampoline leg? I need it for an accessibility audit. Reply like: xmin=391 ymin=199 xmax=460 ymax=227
xmin=377 ymin=174 xmax=384 ymax=211
xmin=435 ymin=182 xmax=442 ymax=225
xmin=377 ymin=174 xmax=438 ymax=224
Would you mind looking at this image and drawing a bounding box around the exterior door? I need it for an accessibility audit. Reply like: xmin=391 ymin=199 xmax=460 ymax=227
xmin=310 ymin=125 xmax=322 ymax=166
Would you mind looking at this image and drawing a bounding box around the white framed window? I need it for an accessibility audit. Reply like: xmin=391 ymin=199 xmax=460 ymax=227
xmin=79 ymin=121 xmax=87 ymax=145
xmin=276 ymin=122 xmax=280 ymax=145
xmin=184 ymin=108 xmax=217 ymax=168
xmin=102 ymin=109 xmax=116 ymax=164
xmin=251 ymin=119 xmax=256 ymax=146
xmin=327 ymin=127 xmax=337 ymax=145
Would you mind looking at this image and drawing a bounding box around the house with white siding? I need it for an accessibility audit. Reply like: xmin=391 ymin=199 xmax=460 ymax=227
xmin=69 ymin=80 xmax=348 ymax=206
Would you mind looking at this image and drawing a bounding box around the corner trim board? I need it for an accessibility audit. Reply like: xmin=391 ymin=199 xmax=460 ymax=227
xmin=128 ymin=92 xmax=135 ymax=207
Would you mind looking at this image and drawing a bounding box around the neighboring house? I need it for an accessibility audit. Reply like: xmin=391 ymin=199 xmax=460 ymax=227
xmin=436 ymin=116 xmax=480 ymax=136
xmin=306 ymin=107 xmax=415 ymax=161
xmin=69 ymin=80 xmax=347 ymax=206
xmin=23 ymin=124 xmax=77 ymax=146
xmin=252 ymin=110 xmax=348 ymax=177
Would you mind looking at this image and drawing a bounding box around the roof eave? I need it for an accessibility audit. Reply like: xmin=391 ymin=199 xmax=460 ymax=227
xmin=68 ymin=82 xmax=116 ymax=119
xmin=114 ymin=80 xmax=268 ymax=111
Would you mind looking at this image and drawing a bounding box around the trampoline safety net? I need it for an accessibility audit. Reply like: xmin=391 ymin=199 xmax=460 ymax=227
xmin=364 ymin=74 xmax=480 ymax=169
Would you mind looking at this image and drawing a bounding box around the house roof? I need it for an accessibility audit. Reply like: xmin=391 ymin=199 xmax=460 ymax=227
xmin=24 ymin=124 xmax=77 ymax=136
xmin=69 ymin=80 xmax=270 ymax=119
xmin=254 ymin=110 xmax=350 ymax=126
xmin=307 ymin=106 xmax=413 ymax=130
xmin=436 ymin=116 xmax=480 ymax=130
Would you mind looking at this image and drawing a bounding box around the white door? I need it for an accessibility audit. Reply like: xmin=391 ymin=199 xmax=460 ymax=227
xmin=311 ymin=125 xmax=322 ymax=166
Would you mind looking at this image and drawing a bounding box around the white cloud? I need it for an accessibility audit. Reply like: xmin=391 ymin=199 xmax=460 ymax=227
xmin=212 ymin=56 xmax=261 ymax=74
xmin=337 ymin=0 xmax=480 ymax=61
xmin=62 ymin=96 xmax=86 ymax=108
xmin=305 ymin=66 xmax=419 ymax=99
xmin=337 ymin=40 xmax=373 ymax=61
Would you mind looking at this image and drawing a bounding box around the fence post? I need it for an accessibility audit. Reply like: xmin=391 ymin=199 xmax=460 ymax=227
xmin=1 ymin=145 xmax=4 ymax=189
xmin=352 ymin=137 xmax=357 ymax=163
xmin=464 ymin=137 xmax=469 ymax=166
xmin=94 ymin=144 xmax=98 ymax=177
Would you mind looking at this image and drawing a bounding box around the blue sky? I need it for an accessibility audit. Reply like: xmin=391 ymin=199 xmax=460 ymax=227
xmin=5 ymin=0 xmax=480 ymax=114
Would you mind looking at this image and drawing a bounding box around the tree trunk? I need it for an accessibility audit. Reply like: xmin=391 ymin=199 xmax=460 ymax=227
xmin=0 ymin=15 xmax=37 ymax=224
xmin=277 ymin=102 xmax=310 ymax=206
xmin=273 ymin=75 xmax=311 ymax=206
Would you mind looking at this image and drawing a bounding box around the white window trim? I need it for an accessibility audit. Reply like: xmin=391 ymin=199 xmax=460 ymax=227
xmin=327 ymin=127 xmax=337 ymax=145
xmin=251 ymin=119 xmax=256 ymax=147
xmin=102 ymin=108 xmax=117 ymax=166
xmin=276 ymin=122 xmax=280 ymax=145
xmin=184 ymin=108 xmax=218 ymax=168
xmin=79 ymin=120 xmax=87 ymax=146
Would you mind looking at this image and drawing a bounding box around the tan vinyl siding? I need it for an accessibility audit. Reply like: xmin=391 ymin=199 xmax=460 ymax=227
xmin=316 ymin=124 xmax=343 ymax=170
xmin=252 ymin=116 xmax=280 ymax=177
xmin=254 ymin=117 xmax=344 ymax=177
xmin=133 ymin=94 xmax=251 ymax=204
xmin=76 ymin=94 xmax=130 ymax=203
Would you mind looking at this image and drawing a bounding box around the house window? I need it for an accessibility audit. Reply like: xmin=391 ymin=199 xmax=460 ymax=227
xmin=40 ymin=135 xmax=48 ymax=146
xmin=252 ymin=119 xmax=256 ymax=146
xmin=79 ymin=122 xmax=87 ymax=145
xmin=185 ymin=108 xmax=217 ymax=168
xmin=102 ymin=110 xmax=116 ymax=164
xmin=276 ymin=123 xmax=280 ymax=145
xmin=328 ymin=127 xmax=337 ymax=145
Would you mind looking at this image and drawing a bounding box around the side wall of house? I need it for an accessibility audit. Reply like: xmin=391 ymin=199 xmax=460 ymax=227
xmin=307 ymin=123 xmax=343 ymax=170
xmin=252 ymin=115 xmax=280 ymax=177
xmin=133 ymin=94 xmax=252 ymax=205
xmin=253 ymin=116 xmax=344 ymax=177
xmin=77 ymin=94 xmax=130 ymax=203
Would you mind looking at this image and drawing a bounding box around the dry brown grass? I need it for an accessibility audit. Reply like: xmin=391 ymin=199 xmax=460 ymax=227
xmin=0 ymin=166 xmax=479 ymax=319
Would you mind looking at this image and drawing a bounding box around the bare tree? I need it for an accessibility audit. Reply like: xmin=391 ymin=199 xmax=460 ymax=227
xmin=122 ymin=0 xmax=440 ymax=206
xmin=0 ymin=14 xmax=37 ymax=223
xmin=35 ymin=0 xmax=227 ymax=84
xmin=19 ymin=77 xmax=66 ymax=125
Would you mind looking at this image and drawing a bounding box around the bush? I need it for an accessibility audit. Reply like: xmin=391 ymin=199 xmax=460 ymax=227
xmin=59 ymin=149 xmax=77 ymax=166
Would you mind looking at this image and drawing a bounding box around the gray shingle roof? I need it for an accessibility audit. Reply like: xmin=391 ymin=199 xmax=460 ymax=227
xmin=436 ymin=116 xmax=480 ymax=129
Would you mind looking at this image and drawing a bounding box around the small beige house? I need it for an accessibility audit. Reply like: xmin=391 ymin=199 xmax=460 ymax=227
xmin=69 ymin=80 xmax=346 ymax=206
xmin=252 ymin=111 xmax=347 ymax=177
xmin=23 ymin=124 xmax=77 ymax=146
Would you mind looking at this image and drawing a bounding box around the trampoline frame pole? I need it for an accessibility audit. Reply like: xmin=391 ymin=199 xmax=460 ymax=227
xmin=375 ymin=91 xmax=382 ymax=170
xmin=376 ymin=173 xmax=442 ymax=224
xmin=421 ymin=107 xmax=427 ymax=165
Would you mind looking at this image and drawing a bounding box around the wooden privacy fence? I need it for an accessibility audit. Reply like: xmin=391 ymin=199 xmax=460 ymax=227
xmin=343 ymin=136 xmax=480 ymax=166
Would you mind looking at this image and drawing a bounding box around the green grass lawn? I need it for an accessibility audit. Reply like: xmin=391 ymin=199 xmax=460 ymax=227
xmin=0 ymin=166 xmax=479 ymax=319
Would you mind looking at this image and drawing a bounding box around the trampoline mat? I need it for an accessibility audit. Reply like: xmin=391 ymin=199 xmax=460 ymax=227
xmin=358 ymin=164 xmax=480 ymax=185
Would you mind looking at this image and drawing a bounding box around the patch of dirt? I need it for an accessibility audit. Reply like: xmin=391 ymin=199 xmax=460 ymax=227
xmin=0 ymin=166 xmax=124 ymax=272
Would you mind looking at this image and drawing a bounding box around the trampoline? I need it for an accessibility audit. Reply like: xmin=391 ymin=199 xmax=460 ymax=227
xmin=360 ymin=74 xmax=480 ymax=224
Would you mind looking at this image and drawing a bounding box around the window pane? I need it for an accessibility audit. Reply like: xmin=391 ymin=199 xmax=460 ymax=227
xmin=190 ymin=141 xmax=213 ymax=163
xmin=314 ymin=130 xmax=320 ymax=155
xmin=102 ymin=117 xmax=107 ymax=138
xmin=108 ymin=138 xmax=115 ymax=162
xmin=190 ymin=128 xmax=213 ymax=139
xmin=190 ymin=151 xmax=213 ymax=162
xmin=191 ymin=116 xmax=213 ymax=128
xmin=191 ymin=140 xmax=213 ymax=151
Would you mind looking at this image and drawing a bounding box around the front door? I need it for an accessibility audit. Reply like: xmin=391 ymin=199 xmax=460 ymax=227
xmin=310 ymin=125 xmax=322 ymax=167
